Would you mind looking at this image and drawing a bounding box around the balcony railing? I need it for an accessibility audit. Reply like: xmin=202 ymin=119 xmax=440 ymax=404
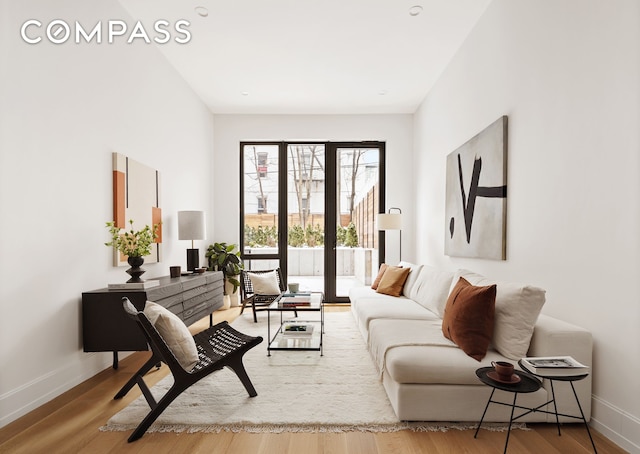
xmin=244 ymin=246 xmax=377 ymax=286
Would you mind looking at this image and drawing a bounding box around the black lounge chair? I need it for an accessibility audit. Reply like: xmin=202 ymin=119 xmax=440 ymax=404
xmin=114 ymin=297 xmax=262 ymax=442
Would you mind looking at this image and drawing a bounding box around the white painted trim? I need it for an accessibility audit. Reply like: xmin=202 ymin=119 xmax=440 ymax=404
xmin=591 ymin=395 xmax=640 ymax=454
xmin=0 ymin=353 xmax=113 ymax=428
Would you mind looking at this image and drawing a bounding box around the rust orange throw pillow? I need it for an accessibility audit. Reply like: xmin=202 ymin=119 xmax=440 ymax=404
xmin=371 ymin=263 xmax=389 ymax=290
xmin=376 ymin=266 xmax=411 ymax=297
xmin=442 ymin=277 xmax=496 ymax=361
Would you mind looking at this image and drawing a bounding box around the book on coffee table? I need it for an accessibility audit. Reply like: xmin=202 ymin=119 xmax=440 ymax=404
xmin=520 ymin=356 xmax=588 ymax=376
xmin=281 ymin=322 xmax=314 ymax=336
xmin=278 ymin=296 xmax=311 ymax=307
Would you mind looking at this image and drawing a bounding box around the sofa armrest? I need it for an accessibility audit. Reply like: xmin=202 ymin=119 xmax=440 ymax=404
xmin=528 ymin=314 xmax=593 ymax=367
xmin=527 ymin=314 xmax=593 ymax=421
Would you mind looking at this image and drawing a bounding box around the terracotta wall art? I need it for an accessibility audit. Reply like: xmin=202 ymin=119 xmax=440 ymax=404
xmin=112 ymin=152 xmax=162 ymax=266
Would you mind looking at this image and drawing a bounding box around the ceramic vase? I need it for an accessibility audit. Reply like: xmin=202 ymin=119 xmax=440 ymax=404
xmin=126 ymin=256 xmax=146 ymax=283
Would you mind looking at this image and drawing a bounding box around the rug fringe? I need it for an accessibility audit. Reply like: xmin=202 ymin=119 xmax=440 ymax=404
xmin=100 ymin=421 xmax=528 ymax=434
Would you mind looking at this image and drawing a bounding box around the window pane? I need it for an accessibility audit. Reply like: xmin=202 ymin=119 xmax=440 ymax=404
xmin=287 ymin=144 xmax=325 ymax=293
xmin=337 ymin=148 xmax=380 ymax=296
xmin=243 ymin=144 xmax=279 ymax=255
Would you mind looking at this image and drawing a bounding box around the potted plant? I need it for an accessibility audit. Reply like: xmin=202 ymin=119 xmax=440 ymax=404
xmin=105 ymin=220 xmax=160 ymax=282
xmin=206 ymin=242 xmax=244 ymax=307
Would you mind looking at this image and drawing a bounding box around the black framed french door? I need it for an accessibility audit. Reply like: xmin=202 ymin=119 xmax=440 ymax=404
xmin=240 ymin=141 xmax=386 ymax=303
xmin=325 ymin=142 xmax=385 ymax=302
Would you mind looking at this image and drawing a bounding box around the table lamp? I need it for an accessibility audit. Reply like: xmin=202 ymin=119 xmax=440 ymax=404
xmin=178 ymin=210 xmax=206 ymax=272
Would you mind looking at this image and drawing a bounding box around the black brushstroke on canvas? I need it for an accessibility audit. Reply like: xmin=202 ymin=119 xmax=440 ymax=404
xmin=450 ymin=154 xmax=506 ymax=243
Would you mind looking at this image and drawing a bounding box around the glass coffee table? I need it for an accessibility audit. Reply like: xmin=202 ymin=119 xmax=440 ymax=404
xmin=266 ymin=292 xmax=324 ymax=356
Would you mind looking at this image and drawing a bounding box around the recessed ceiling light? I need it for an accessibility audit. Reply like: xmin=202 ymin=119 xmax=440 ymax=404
xmin=409 ymin=5 xmax=423 ymax=16
xmin=195 ymin=6 xmax=209 ymax=17
xmin=241 ymin=92 xmax=249 ymax=96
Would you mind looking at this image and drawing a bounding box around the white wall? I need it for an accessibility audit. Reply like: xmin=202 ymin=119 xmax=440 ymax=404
xmin=0 ymin=1 xmax=213 ymax=426
xmin=211 ymin=115 xmax=414 ymax=264
xmin=413 ymin=0 xmax=640 ymax=451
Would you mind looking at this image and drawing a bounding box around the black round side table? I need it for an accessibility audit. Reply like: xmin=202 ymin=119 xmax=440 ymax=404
xmin=474 ymin=366 xmax=542 ymax=454
xmin=517 ymin=360 xmax=597 ymax=453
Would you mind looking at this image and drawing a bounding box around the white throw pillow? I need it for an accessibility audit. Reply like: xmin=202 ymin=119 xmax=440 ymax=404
xmin=454 ymin=269 xmax=546 ymax=360
xmin=411 ymin=265 xmax=455 ymax=317
xmin=248 ymin=270 xmax=281 ymax=294
xmin=143 ymin=301 xmax=199 ymax=371
xmin=398 ymin=261 xmax=423 ymax=298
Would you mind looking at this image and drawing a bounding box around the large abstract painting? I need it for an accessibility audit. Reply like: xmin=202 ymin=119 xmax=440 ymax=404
xmin=445 ymin=116 xmax=507 ymax=260
xmin=112 ymin=152 xmax=162 ymax=266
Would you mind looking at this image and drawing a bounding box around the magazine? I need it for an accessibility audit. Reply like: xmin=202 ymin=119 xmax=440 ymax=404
xmin=520 ymin=356 xmax=588 ymax=376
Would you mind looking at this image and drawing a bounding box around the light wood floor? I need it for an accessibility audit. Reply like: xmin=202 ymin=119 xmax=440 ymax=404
xmin=0 ymin=305 xmax=626 ymax=454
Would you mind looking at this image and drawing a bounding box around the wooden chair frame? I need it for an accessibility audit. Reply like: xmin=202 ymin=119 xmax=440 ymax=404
xmin=114 ymin=297 xmax=263 ymax=442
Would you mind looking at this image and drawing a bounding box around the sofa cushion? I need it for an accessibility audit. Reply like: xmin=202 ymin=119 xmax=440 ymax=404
xmin=376 ymin=266 xmax=411 ymax=297
xmin=411 ymin=265 xmax=455 ymax=317
xmin=349 ymin=285 xmax=393 ymax=302
xmin=143 ymin=301 xmax=199 ymax=371
xmin=398 ymin=261 xmax=424 ymax=298
xmin=455 ymin=269 xmax=546 ymax=360
xmin=442 ymin=277 xmax=496 ymax=361
xmin=369 ymin=318 xmax=509 ymax=385
xmin=371 ymin=263 xmax=389 ymax=290
xmin=351 ymin=296 xmax=439 ymax=341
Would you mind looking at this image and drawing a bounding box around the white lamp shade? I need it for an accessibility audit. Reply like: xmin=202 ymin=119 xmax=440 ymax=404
xmin=377 ymin=213 xmax=402 ymax=230
xmin=178 ymin=211 xmax=206 ymax=240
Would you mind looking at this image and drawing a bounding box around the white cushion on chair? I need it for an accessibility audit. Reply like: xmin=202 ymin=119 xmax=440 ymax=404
xmin=248 ymin=270 xmax=281 ymax=294
xmin=143 ymin=301 xmax=199 ymax=371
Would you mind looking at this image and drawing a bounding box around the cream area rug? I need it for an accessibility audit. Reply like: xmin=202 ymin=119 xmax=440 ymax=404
xmin=102 ymin=311 xmax=518 ymax=434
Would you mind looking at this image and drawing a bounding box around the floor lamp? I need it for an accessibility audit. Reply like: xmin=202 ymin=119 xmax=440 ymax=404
xmin=377 ymin=207 xmax=403 ymax=262
xmin=178 ymin=210 xmax=206 ymax=272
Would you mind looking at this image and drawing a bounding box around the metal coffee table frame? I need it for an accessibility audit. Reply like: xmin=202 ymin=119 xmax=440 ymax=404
xmin=266 ymin=292 xmax=324 ymax=356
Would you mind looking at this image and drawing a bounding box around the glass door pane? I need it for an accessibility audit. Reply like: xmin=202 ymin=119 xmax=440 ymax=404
xmin=336 ymin=147 xmax=380 ymax=297
xmin=287 ymin=144 xmax=325 ymax=293
xmin=242 ymin=144 xmax=280 ymax=263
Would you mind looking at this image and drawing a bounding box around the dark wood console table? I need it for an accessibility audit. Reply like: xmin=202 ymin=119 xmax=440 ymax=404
xmin=82 ymin=271 xmax=224 ymax=369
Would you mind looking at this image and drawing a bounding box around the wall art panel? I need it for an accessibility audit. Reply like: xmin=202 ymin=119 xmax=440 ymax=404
xmin=444 ymin=116 xmax=507 ymax=260
xmin=112 ymin=152 xmax=162 ymax=266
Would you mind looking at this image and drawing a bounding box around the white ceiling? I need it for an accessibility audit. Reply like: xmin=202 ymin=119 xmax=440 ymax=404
xmin=118 ymin=0 xmax=492 ymax=114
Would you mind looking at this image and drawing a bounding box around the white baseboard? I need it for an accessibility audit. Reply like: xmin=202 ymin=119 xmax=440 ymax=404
xmin=591 ymin=395 xmax=640 ymax=454
xmin=0 ymin=352 xmax=113 ymax=429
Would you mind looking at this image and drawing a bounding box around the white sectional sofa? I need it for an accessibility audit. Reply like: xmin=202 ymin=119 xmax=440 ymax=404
xmin=349 ymin=262 xmax=593 ymax=423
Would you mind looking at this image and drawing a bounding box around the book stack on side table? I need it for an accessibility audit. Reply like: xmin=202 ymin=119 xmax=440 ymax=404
xmin=520 ymin=356 xmax=589 ymax=377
